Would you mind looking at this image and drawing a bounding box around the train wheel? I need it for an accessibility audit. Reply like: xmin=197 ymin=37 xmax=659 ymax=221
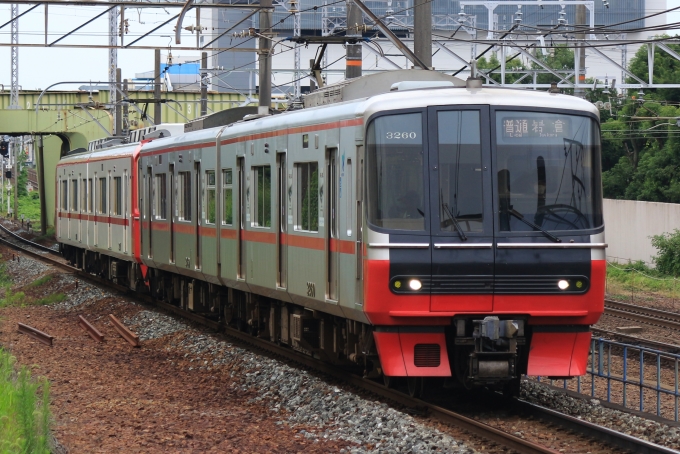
xmin=407 ymin=377 xmax=423 ymax=398
xmin=503 ymin=378 xmax=521 ymax=398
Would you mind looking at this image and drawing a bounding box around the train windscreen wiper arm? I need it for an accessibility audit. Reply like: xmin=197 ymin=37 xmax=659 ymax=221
xmin=441 ymin=202 xmax=467 ymax=241
xmin=507 ymin=208 xmax=561 ymax=243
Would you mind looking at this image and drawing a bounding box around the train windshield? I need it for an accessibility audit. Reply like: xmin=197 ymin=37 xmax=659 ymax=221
xmin=495 ymin=111 xmax=602 ymax=232
xmin=366 ymin=112 xmax=425 ymax=231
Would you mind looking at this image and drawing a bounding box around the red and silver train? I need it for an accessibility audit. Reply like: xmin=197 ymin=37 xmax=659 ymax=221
xmin=57 ymin=71 xmax=605 ymax=395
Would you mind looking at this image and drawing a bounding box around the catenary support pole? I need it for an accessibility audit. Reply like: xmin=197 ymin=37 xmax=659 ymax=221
xmin=258 ymin=0 xmax=272 ymax=115
xmin=200 ymin=51 xmax=208 ymax=116
xmin=154 ymin=48 xmax=162 ymax=123
xmin=13 ymin=138 xmax=18 ymax=219
xmin=574 ymin=4 xmax=586 ymax=98
xmin=115 ymin=68 xmax=122 ymax=136
xmin=37 ymin=135 xmax=46 ymax=235
xmin=413 ymin=0 xmax=432 ymax=69
xmin=345 ymin=0 xmax=362 ymax=78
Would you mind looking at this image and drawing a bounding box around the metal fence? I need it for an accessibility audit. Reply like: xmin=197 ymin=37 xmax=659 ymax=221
xmin=539 ymin=337 xmax=680 ymax=422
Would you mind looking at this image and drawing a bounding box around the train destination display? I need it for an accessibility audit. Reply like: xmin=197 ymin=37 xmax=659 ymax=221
xmin=501 ymin=116 xmax=571 ymax=139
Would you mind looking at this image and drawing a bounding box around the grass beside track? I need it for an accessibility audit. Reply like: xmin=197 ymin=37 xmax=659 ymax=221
xmin=606 ymin=261 xmax=680 ymax=302
xmin=0 ymin=349 xmax=51 ymax=453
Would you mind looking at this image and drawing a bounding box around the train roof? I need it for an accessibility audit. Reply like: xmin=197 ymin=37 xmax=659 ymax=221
xmin=60 ymin=84 xmax=600 ymax=164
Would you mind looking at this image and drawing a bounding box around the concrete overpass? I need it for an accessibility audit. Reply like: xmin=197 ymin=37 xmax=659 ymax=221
xmin=0 ymin=88 xmax=249 ymax=227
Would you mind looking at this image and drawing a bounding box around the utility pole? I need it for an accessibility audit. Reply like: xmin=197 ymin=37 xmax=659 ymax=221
xmin=413 ymin=0 xmax=432 ymax=69
xmin=115 ymin=68 xmax=122 ymax=136
xmin=200 ymin=52 xmax=208 ymax=116
xmin=258 ymin=0 xmax=273 ymax=115
xmin=345 ymin=0 xmax=363 ymax=79
xmin=291 ymin=0 xmax=301 ymax=98
xmin=122 ymin=79 xmax=129 ymax=139
xmin=9 ymin=3 xmax=19 ymax=109
xmin=574 ymin=4 xmax=586 ymax=98
xmin=154 ymin=48 xmax=162 ymax=124
xmin=109 ymin=8 xmax=118 ymax=131
xmin=37 ymin=135 xmax=46 ymax=235
xmin=13 ymin=138 xmax=18 ymax=220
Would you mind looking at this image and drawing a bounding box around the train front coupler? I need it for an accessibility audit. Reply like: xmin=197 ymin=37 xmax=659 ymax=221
xmin=454 ymin=316 xmax=526 ymax=385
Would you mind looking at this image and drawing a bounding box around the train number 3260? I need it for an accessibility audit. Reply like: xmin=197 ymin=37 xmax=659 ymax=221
xmin=385 ymin=132 xmax=417 ymax=139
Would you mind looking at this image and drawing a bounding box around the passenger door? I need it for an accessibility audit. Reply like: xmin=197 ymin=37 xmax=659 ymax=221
xmin=428 ymin=107 xmax=494 ymax=312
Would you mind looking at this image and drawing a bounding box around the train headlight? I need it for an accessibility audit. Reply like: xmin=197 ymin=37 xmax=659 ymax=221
xmin=409 ymin=279 xmax=422 ymax=291
xmin=557 ymin=280 xmax=570 ymax=290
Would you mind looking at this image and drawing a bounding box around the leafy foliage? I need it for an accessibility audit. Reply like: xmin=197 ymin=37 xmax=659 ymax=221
xmin=601 ymin=39 xmax=680 ymax=202
xmin=651 ymin=229 xmax=680 ymax=276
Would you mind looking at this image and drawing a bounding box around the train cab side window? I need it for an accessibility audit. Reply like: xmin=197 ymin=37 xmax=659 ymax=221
xmin=113 ymin=177 xmax=122 ymax=216
xmin=98 ymin=178 xmax=107 ymax=214
xmin=366 ymin=113 xmax=425 ymax=231
xmin=206 ymin=170 xmax=216 ymax=224
xmin=60 ymin=180 xmax=68 ymax=211
xmin=223 ymin=169 xmax=233 ymax=225
xmin=178 ymin=172 xmax=191 ymax=221
xmin=154 ymin=174 xmax=167 ymax=220
xmin=295 ymin=162 xmax=319 ymax=232
xmin=71 ymin=179 xmax=78 ymax=212
xmin=253 ymin=166 xmax=271 ymax=228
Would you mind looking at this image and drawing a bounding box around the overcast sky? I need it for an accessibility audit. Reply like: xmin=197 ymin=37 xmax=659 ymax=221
xmin=0 ymin=5 xmax=678 ymax=92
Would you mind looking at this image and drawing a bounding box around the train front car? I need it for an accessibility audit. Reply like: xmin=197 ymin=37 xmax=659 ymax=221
xmin=364 ymin=87 xmax=605 ymax=394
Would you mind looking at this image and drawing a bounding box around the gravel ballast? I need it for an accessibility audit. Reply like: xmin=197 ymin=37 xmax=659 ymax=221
xmin=521 ymin=380 xmax=680 ymax=448
xmin=4 ymin=243 xmax=680 ymax=452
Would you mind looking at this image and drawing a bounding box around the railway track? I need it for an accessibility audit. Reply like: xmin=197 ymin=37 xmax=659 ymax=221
xmin=605 ymin=299 xmax=680 ymax=331
xmin=592 ymin=327 xmax=680 ymax=354
xmin=0 ymin=231 xmax=676 ymax=453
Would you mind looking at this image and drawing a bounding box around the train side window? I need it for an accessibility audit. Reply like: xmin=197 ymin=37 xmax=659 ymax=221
xmin=252 ymin=166 xmax=271 ymax=228
xmin=346 ymin=159 xmax=352 ymax=236
xmin=88 ymin=179 xmax=93 ymax=212
xmin=60 ymin=180 xmax=68 ymax=211
xmin=113 ymin=177 xmax=122 ymax=216
xmin=222 ymin=169 xmax=233 ymax=225
xmin=154 ymin=174 xmax=167 ymax=220
xmin=295 ymin=162 xmax=318 ymax=232
xmin=81 ymin=179 xmax=87 ymax=212
xmin=206 ymin=170 xmax=216 ymax=224
xmin=71 ymin=179 xmax=78 ymax=212
xmin=178 ymin=172 xmax=191 ymax=221
xmin=98 ymin=178 xmax=107 ymax=214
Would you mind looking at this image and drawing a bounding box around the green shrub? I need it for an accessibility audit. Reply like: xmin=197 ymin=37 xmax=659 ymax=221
xmin=651 ymin=229 xmax=680 ymax=276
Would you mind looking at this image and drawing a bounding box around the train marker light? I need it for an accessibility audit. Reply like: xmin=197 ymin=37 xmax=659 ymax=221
xmin=409 ymin=279 xmax=422 ymax=291
xmin=557 ymin=280 xmax=570 ymax=290
xmin=575 ymin=280 xmax=583 ymax=289
xmin=394 ymin=280 xmax=402 ymax=289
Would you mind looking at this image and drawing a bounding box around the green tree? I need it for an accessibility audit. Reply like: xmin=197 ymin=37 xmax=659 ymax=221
xmin=17 ymin=147 xmax=28 ymax=198
xmin=627 ymin=38 xmax=680 ymax=103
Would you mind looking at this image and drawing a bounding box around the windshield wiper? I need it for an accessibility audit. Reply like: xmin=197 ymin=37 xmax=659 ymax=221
xmin=441 ymin=202 xmax=467 ymax=241
xmin=507 ymin=208 xmax=561 ymax=243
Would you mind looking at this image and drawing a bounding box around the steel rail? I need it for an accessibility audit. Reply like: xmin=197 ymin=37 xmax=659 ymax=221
xmin=17 ymin=322 xmax=54 ymax=346
xmin=605 ymin=299 xmax=680 ymax=330
xmin=0 ymin=223 xmax=61 ymax=256
xmin=78 ymin=315 xmax=105 ymax=342
xmin=108 ymin=314 xmax=140 ymax=347
xmin=591 ymin=328 xmax=680 ymax=354
xmin=0 ymin=234 xmax=675 ymax=453
xmin=515 ymin=400 xmax=679 ymax=454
